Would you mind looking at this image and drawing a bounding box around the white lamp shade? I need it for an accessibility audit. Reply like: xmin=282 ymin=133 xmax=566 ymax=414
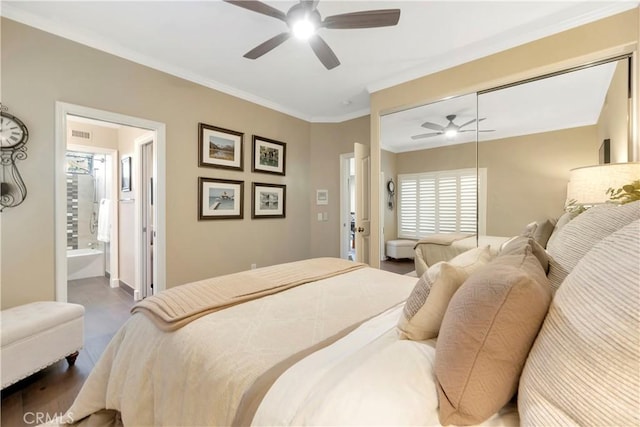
xmin=567 ymin=162 xmax=640 ymax=205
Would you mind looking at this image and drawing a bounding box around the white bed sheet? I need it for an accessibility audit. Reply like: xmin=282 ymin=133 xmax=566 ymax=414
xmin=254 ymin=305 xmax=519 ymax=427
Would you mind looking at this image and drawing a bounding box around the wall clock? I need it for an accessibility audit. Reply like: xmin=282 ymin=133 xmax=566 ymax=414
xmin=1 ymin=110 xmax=29 ymax=149
xmin=0 ymin=106 xmax=29 ymax=210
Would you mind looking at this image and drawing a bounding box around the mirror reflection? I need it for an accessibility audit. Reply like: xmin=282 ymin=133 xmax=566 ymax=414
xmin=380 ymin=56 xmax=630 ymax=277
xmin=477 ymin=58 xmax=628 ymax=237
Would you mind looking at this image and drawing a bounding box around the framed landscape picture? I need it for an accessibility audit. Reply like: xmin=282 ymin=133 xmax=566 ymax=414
xmin=121 ymin=156 xmax=132 ymax=192
xmin=199 ymin=123 xmax=244 ymax=170
xmin=252 ymin=182 xmax=286 ymax=219
xmin=252 ymin=135 xmax=286 ymax=175
xmin=198 ymin=177 xmax=244 ymax=220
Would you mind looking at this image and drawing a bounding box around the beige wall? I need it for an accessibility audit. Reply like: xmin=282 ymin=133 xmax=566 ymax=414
xmin=478 ymin=126 xmax=599 ymax=235
xmin=0 ymin=19 xmax=314 ymax=308
xmin=597 ymin=59 xmax=630 ymax=162
xmin=369 ymin=8 xmax=640 ymax=266
xmin=67 ymin=121 xmax=119 ymax=151
xmin=308 ymin=116 xmax=370 ymax=258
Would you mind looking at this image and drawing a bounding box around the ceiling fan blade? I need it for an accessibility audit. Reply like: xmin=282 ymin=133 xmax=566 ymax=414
xmin=421 ymin=121 xmax=444 ymax=131
xmin=411 ymin=132 xmax=441 ymax=140
xmin=322 ymin=9 xmax=400 ymax=29
xmin=309 ymin=34 xmax=340 ymax=70
xmin=458 ymin=118 xmax=478 ymax=129
xmin=300 ymin=0 xmax=320 ymax=11
xmin=223 ymin=0 xmax=287 ymax=22
xmin=459 ymin=128 xmax=495 ymax=133
xmin=243 ymin=32 xmax=291 ymax=59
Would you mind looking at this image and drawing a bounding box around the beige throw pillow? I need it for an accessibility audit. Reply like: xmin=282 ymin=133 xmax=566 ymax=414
xmin=519 ymin=220 xmax=640 ymax=426
xmin=500 ymin=236 xmax=549 ymax=273
xmin=398 ymin=246 xmax=492 ymax=341
xmin=435 ymin=248 xmax=551 ymax=426
xmin=532 ymin=219 xmax=556 ymax=248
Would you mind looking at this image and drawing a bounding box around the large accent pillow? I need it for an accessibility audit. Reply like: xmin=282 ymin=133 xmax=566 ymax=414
xmin=519 ymin=220 xmax=640 ymax=426
xmin=545 ymin=210 xmax=578 ymax=248
xmin=435 ymin=246 xmax=551 ymax=425
xmin=398 ymin=246 xmax=492 ymax=341
xmin=546 ymin=201 xmax=640 ymax=291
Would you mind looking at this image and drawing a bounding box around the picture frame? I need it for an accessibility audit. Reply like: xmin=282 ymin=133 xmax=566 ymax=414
xmin=198 ymin=177 xmax=244 ymax=220
xmin=252 ymin=182 xmax=286 ymax=219
xmin=199 ymin=123 xmax=244 ymax=170
xmin=252 ymin=135 xmax=286 ymax=175
xmin=316 ymin=189 xmax=328 ymax=205
xmin=121 ymin=156 xmax=132 ymax=192
xmin=599 ymin=139 xmax=611 ymax=164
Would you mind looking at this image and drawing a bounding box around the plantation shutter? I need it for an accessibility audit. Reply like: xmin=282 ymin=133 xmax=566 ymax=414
xmin=398 ymin=168 xmax=479 ymax=239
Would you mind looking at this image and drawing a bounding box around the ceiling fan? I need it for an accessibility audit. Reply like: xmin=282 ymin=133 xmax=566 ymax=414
xmin=223 ymin=0 xmax=401 ymax=70
xmin=411 ymin=115 xmax=495 ymax=140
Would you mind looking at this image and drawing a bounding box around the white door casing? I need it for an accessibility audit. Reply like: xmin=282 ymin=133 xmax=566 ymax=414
xmin=354 ymin=142 xmax=370 ymax=264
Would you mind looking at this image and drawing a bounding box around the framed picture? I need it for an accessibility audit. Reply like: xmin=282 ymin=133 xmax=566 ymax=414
xmin=198 ymin=177 xmax=244 ymax=220
xmin=252 ymin=135 xmax=286 ymax=175
xmin=121 ymin=156 xmax=132 ymax=192
xmin=199 ymin=123 xmax=244 ymax=170
xmin=599 ymin=139 xmax=611 ymax=164
xmin=316 ymin=189 xmax=328 ymax=205
xmin=252 ymin=182 xmax=286 ymax=219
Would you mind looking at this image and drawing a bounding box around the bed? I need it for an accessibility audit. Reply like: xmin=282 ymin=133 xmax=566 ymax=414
xmin=413 ymin=233 xmax=511 ymax=277
xmin=56 ymin=203 xmax=640 ymax=427
xmin=57 ymin=257 xmax=519 ymax=426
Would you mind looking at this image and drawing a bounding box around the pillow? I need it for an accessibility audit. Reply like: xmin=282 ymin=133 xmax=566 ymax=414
xmin=447 ymin=245 xmax=492 ymax=273
xmin=397 ymin=262 xmax=468 ymax=340
xmin=521 ymin=221 xmax=538 ymax=237
xmin=500 ymin=236 xmax=549 ymax=273
xmin=435 ymin=248 xmax=551 ymax=425
xmin=519 ymin=220 xmax=640 ymax=426
xmin=398 ymin=246 xmax=493 ymax=341
xmin=545 ymin=210 xmax=579 ymax=248
xmin=531 ymin=219 xmax=556 ymax=248
xmin=546 ymin=201 xmax=640 ymax=291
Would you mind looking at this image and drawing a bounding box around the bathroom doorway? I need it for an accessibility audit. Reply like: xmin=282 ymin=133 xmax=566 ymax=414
xmin=55 ymin=102 xmax=166 ymax=304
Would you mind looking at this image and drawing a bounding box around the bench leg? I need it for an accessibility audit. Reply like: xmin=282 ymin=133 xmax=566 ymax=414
xmin=66 ymin=351 xmax=79 ymax=366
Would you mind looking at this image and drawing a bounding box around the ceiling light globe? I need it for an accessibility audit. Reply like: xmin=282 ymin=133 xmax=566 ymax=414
xmin=445 ymin=129 xmax=457 ymax=138
xmin=292 ymin=19 xmax=315 ymax=40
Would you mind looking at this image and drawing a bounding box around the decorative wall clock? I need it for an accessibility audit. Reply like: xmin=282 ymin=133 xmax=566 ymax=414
xmin=0 ymin=104 xmax=29 ymax=211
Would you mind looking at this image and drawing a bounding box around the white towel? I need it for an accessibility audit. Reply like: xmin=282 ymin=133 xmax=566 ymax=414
xmin=97 ymin=199 xmax=111 ymax=242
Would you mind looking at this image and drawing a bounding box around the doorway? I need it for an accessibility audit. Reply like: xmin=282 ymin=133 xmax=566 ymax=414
xmin=339 ymin=153 xmax=356 ymax=260
xmin=55 ymin=102 xmax=166 ymax=303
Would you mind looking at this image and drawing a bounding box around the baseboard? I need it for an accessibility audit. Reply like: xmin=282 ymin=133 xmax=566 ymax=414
xmin=119 ymin=281 xmax=135 ymax=296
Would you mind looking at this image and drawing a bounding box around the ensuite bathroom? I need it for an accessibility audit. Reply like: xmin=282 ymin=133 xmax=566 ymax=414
xmin=66 ymin=151 xmax=112 ymax=281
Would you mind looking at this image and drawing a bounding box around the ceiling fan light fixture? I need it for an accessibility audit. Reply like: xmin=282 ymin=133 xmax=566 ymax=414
xmin=292 ymin=17 xmax=316 ymax=40
xmin=444 ymin=129 xmax=458 ymax=138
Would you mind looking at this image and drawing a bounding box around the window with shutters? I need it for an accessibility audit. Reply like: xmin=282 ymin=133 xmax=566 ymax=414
xmin=398 ymin=168 xmax=486 ymax=239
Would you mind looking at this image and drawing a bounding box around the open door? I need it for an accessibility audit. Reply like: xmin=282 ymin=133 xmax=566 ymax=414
xmin=354 ymin=142 xmax=370 ymax=264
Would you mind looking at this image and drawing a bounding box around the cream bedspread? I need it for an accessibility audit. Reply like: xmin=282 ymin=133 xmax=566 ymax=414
xmin=132 ymin=257 xmax=366 ymax=331
xmin=61 ymin=265 xmax=417 ymax=426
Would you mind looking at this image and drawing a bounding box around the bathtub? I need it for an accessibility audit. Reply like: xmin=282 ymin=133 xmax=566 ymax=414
xmin=67 ymin=248 xmax=105 ymax=281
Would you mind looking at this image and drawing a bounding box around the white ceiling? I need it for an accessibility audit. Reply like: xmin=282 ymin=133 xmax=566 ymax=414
xmin=380 ymin=60 xmax=618 ymax=152
xmin=3 ymin=1 xmax=637 ymax=123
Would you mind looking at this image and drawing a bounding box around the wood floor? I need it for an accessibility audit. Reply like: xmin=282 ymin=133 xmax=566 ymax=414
xmin=380 ymin=258 xmax=416 ymax=275
xmin=1 ymin=277 xmax=135 ymax=426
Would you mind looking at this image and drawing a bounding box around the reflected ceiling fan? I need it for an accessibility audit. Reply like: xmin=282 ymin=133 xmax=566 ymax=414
xmin=411 ymin=115 xmax=495 ymax=140
xmin=224 ymin=0 xmax=401 ymax=70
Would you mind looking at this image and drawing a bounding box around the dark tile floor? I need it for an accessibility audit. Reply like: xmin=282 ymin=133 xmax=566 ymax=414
xmin=1 ymin=277 xmax=134 ymax=427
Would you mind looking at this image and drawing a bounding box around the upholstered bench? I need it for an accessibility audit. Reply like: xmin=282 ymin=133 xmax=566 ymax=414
xmin=386 ymin=239 xmax=416 ymax=260
xmin=1 ymin=301 xmax=84 ymax=388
